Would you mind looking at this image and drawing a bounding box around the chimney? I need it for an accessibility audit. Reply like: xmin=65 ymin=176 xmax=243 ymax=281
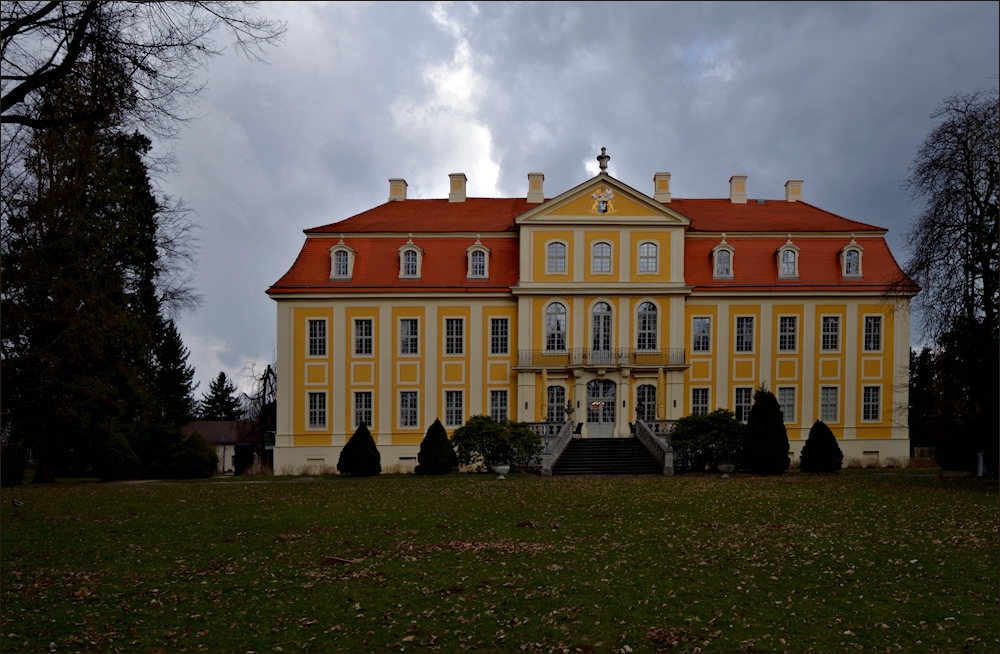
xmin=784 ymin=179 xmax=803 ymax=202
xmin=729 ymin=175 xmax=747 ymax=204
xmin=388 ymin=178 xmax=408 ymax=202
xmin=449 ymin=173 xmax=467 ymax=203
xmin=653 ymin=172 xmax=672 ymax=203
xmin=527 ymin=172 xmax=545 ymax=203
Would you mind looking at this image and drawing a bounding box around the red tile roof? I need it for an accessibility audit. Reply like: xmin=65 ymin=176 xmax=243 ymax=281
xmin=305 ymin=198 xmax=529 ymax=234
xmin=268 ymin=236 xmax=519 ymax=294
xmin=684 ymin=235 xmax=914 ymax=292
xmin=670 ymin=199 xmax=886 ymax=233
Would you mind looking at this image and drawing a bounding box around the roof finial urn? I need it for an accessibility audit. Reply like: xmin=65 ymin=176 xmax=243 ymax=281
xmin=596 ymin=147 xmax=610 ymax=173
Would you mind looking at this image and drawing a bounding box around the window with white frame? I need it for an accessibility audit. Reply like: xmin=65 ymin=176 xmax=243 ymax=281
xmin=308 ymin=392 xmax=326 ymax=428
xmin=400 ymin=391 xmax=418 ymax=427
xmin=638 ymin=242 xmax=657 ymax=273
xmin=777 ymin=237 xmax=800 ymax=279
xmin=397 ymin=236 xmax=423 ymax=279
xmin=734 ymin=387 xmax=752 ymax=422
xmin=779 ymin=316 xmax=797 ymax=351
xmin=471 ymin=250 xmax=486 ymax=277
xmin=445 ymin=318 xmax=463 ymax=355
xmin=466 ymin=238 xmax=490 ymax=279
xmin=637 ymin=302 xmax=657 ymax=350
xmin=546 ymin=242 xmax=566 ymax=273
xmin=862 ymin=385 xmax=881 ymax=421
xmin=844 ymin=249 xmax=860 ymax=276
xmin=490 ymin=390 xmax=508 ymax=422
xmin=692 ymin=317 xmax=711 ymax=352
xmin=546 ymin=385 xmax=565 ymax=422
xmin=308 ymin=319 xmax=327 ymax=357
xmin=354 ymin=319 xmax=373 ymax=355
xmin=545 ymin=302 xmax=567 ymax=351
xmin=592 ymin=242 xmax=612 ymax=273
xmin=864 ymin=316 xmax=882 ymax=351
xmin=354 ymin=391 xmax=372 ymax=427
xmin=636 ymin=384 xmax=657 ymax=421
xmin=735 ymin=316 xmax=754 ymax=352
xmin=780 ymin=249 xmax=797 ymax=276
xmin=445 ymin=390 xmax=464 ymax=427
xmin=490 ymin=318 xmax=509 ymax=355
xmin=333 ymin=250 xmax=349 ymax=277
xmin=778 ymin=387 xmax=796 ymax=423
xmin=400 ymin=318 xmax=418 ymax=354
xmin=821 ymin=316 xmax=840 ymax=351
xmin=820 ymin=386 xmax=839 ymax=422
xmin=712 ymin=236 xmax=734 ymax=279
xmin=402 ymin=249 xmax=418 ymax=277
xmin=691 ymin=388 xmax=709 ymax=416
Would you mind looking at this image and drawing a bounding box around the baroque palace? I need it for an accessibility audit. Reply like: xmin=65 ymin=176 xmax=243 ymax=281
xmin=268 ymin=150 xmax=915 ymax=472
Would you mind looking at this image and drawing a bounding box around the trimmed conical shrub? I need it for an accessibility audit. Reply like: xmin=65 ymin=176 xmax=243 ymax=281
xmin=800 ymin=420 xmax=844 ymax=472
xmin=744 ymin=386 xmax=790 ymax=474
xmin=415 ymin=419 xmax=458 ymax=475
xmin=337 ymin=422 xmax=381 ymax=477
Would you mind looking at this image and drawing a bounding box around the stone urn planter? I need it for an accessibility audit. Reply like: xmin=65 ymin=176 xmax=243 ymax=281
xmin=718 ymin=464 xmax=735 ymax=478
xmin=493 ymin=465 xmax=510 ymax=480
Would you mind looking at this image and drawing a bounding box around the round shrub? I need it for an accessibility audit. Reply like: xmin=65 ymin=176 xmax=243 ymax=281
xmin=338 ymin=422 xmax=381 ymax=477
xmin=415 ymin=419 xmax=457 ymax=475
xmin=171 ymin=431 xmax=218 ymax=479
xmin=451 ymin=416 xmax=543 ymax=472
xmin=744 ymin=386 xmax=790 ymax=474
xmin=94 ymin=429 xmax=141 ymax=481
xmin=800 ymin=420 xmax=844 ymax=472
xmin=670 ymin=408 xmax=746 ymax=472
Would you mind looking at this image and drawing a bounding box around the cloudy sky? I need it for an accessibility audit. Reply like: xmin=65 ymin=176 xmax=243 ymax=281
xmin=160 ymin=1 xmax=999 ymax=396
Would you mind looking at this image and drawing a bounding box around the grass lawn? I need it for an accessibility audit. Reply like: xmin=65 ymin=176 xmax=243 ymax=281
xmin=1 ymin=472 xmax=997 ymax=653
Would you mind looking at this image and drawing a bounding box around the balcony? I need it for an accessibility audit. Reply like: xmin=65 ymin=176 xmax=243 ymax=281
xmin=517 ymin=347 xmax=686 ymax=369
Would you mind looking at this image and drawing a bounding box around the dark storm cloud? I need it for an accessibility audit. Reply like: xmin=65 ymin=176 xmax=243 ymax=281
xmin=160 ymin=1 xmax=998 ymax=392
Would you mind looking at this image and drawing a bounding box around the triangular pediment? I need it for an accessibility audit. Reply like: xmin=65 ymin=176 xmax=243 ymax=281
xmin=515 ymin=173 xmax=690 ymax=226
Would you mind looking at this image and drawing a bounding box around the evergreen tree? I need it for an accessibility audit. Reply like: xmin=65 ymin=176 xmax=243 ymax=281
xmin=337 ymin=423 xmax=381 ymax=477
xmin=200 ymin=372 xmax=243 ymax=420
xmin=744 ymin=386 xmax=790 ymax=474
xmin=415 ymin=419 xmax=457 ymax=475
xmin=152 ymin=318 xmax=197 ymax=427
xmin=800 ymin=420 xmax=844 ymax=473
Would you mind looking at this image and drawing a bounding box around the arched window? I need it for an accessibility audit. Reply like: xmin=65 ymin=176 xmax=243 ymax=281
xmin=545 ymin=302 xmax=567 ymax=351
xmin=636 ymin=384 xmax=657 ymax=421
xmin=637 ymin=242 xmax=658 ymax=273
xmin=334 ymin=250 xmax=348 ymax=277
xmin=403 ymin=250 xmax=418 ymax=276
xmin=546 ymin=242 xmax=566 ymax=273
xmin=329 ymin=235 xmax=356 ymax=280
xmin=716 ymin=249 xmax=731 ymax=276
xmin=398 ymin=235 xmax=423 ymax=279
xmin=546 ymin=385 xmax=566 ymax=422
xmin=466 ymin=236 xmax=490 ymax=279
xmin=776 ymin=236 xmax=800 ymax=279
xmin=637 ymin=302 xmax=657 ymax=350
xmin=841 ymin=237 xmax=864 ymax=278
xmin=471 ymin=251 xmax=485 ymax=276
xmin=592 ymin=242 xmax=612 ymax=273
xmin=591 ymin=302 xmax=612 ymax=353
xmin=780 ymin=250 xmax=796 ymax=276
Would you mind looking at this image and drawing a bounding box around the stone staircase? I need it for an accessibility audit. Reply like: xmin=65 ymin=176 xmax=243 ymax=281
xmin=552 ymin=437 xmax=663 ymax=475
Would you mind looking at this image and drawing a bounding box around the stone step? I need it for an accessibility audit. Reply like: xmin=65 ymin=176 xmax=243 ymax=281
xmin=552 ymin=437 xmax=663 ymax=476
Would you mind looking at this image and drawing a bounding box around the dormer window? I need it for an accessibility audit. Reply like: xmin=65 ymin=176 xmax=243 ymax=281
xmin=712 ymin=234 xmax=735 ymax=279
xmin=466 ymin=235 xmax=491 ymax=279
xmin=329 ymin=235 xmax=356 ymax=280
xmin=840 ymin=235 xmax=864 ymax=278
xmin=398 ymin=234 xmax=423 ymax=279
xmin=777 ymin=235 xmax=800 ymax=279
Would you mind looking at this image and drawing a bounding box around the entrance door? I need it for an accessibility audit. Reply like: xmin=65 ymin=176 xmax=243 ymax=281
xmin=591 ymin=302 xmax=613 ymax=366
xmin=586 ymin=379 xmax=616 ymax=438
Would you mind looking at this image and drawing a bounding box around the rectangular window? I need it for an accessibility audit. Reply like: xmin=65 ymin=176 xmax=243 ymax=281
xmin=354 ymin=391 xmax=372 ymax=428
xmin=863 ymin=385 xmax=881 ymax=421
xmin=400 ymin=318 xmax=418 ymax=354
xmin=546 ymin=385 xmax=566 ymax=422
xmin=490 ymin=390 xmax=508 ymax=422
xmin=445 ymin=318 xmax=464 ymax=355
xmin=445 ymin=390 xmax=464 ymax=427
xmin=490 ymin=318 xmax=509 ymax=355
xmin=778 ymin=387 xmax=796 ymax=423
xmin=692 ymin=317 xmax=711 ymax=352
xmin=864 ymin=316 xmax=882 ymax=351
xmin=400 ymin=391 xmax=418 ymax=427
xmin=820 ymin=386 xmax=839 ymax=423
xmin=334 ymin=251 xmax=349 ymax=277
xmin=638 ymin=242 xmax=657 ymax=273
xmin=547 ymin=242 xmax=566 ymax=273
xmin=735 ymin=316 xmax=754 ymax=353
xmin=308 ymin=392 xmax=326 ymax=428
xmin=354 ymin=319 xmax=373 ymax=355
xmin=471 ymin=250 xmax=486 ymax=277
xmin=778 ymin=316 xmax=797 ymax=351
xmin=821 ymin=316 xmax=840 ymax=352
xmin=308 ymin=319 xmax=327 ymax=357
xmin=691 ymin=388 xmax=709 ymax=416
xmin=592 ymin=242 xmax=612 ymax=273
xmin=734 ymin=387 xmax=752 ymax=422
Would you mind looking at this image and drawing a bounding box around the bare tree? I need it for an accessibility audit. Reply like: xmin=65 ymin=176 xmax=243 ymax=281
xmin=2 ymin=2 xmax=285 ymax=134
xmin=904 ymin=88 xmax=999 ymax=340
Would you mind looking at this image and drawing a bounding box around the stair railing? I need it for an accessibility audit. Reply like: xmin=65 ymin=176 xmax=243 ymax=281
xmin=635 ymin=419 xmax=675 ymax=476
xmin=540 ymin=420 xmax=575 ymax=477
